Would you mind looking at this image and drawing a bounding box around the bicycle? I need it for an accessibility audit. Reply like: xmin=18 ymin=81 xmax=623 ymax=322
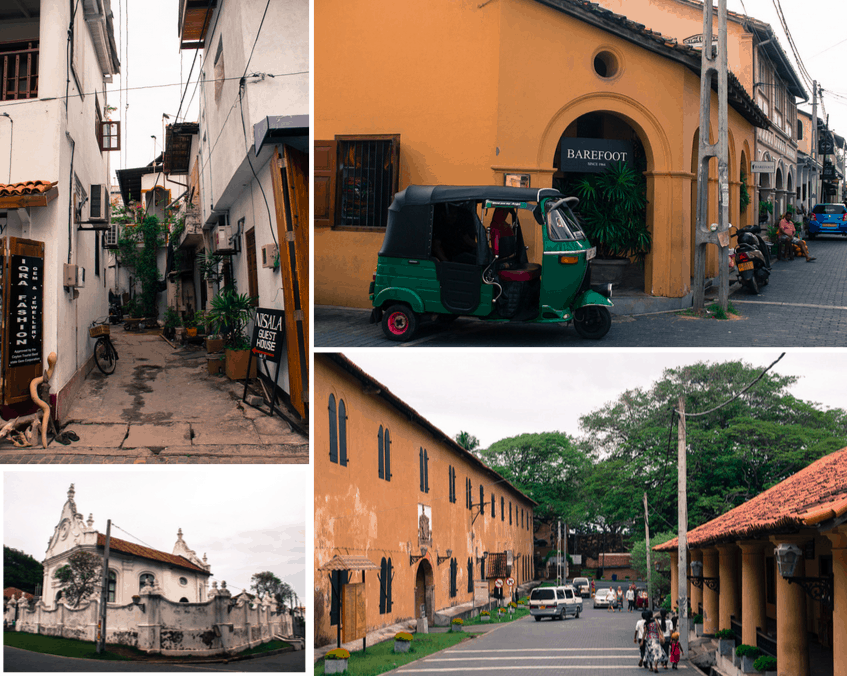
xmin=90 ymin=318 xmax=119 ymax=375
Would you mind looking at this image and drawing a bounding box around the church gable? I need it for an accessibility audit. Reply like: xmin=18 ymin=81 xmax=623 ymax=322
xmin=45 ymin=484 xmax=97 ymax=560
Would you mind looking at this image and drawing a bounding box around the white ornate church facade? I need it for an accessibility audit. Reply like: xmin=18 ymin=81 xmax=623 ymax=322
xmin=42 ymin=484 xmax=212 ymax=607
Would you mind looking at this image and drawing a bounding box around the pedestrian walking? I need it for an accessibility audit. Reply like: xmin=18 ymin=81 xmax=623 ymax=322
xmin=634 ymin=610 xmax=650 ymax=668
xmin=659 ymin=609 xmax=673 ymax=669
xmin=626 ymin=586 xmax=636 ymax=612
xmin=669 ymin=632 xmax=683 ymax=670
xmin=643 ymin=612 xmax=667 ymax=673
xmin=617 ymin=586 xmax=624 ymax=612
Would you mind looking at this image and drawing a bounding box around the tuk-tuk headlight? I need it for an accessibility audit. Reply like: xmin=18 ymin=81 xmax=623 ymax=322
xmin=586 ymin=247 xmax=597 ymax=261
xmin=558 ymin=255 xmax=579 ymax=265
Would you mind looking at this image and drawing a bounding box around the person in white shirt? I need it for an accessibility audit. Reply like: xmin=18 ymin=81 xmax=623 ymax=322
xmin=634 ymin=610 xmax=650 ymax=667
xmin=626 ymin=586 xmax=636 ymax=612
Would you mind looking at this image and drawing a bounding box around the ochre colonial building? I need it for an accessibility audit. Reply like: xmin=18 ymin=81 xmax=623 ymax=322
xmin=656 ymin=447 xmax=847 ymax=676
xmin=315 ymin=0 xmax=768 ymax=309
xmin=314 ymin=354 xmax=536 ymax=648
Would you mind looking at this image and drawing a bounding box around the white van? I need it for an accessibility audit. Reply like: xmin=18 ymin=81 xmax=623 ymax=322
xmin=529 ymin=585 xmax=583 ymax=621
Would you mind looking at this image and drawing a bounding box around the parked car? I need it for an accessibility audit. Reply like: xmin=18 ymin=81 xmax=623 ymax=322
xmin=529 ymin=585 xmax=583 ymax=621
xmin=635 ymin=588 xmax=650 ymax=609
xmin=572 ymin=577 xmax=590 ymax=598
xmin=808 ymin=203 xmax=847 ymax=237
xmin=593 ymin=587 xmax=617 ymax=609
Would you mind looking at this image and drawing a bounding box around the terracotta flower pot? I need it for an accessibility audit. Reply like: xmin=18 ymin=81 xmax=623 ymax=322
xmin=207 ymin=356 xmax=225 ymax=376
xmin=185 ymin=327 xmax=198 ymax=338
xmin=225 ymin=348 xmax=257 ymax=381
xmin=325 ymin=658 xmax=348 ymax=674
xmin=206 ymin=336 xmax=225 ymax=353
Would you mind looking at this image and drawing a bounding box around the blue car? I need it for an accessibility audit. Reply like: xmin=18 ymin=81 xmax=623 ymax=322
xmin=808 ymin=203 xmax=847 ymax=238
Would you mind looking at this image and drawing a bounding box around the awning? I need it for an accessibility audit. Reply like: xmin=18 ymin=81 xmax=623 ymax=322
xmin=0 ymin=181 xmax=58 ymax=209
xmin=319 ymin=554 xmax=379 ymax=572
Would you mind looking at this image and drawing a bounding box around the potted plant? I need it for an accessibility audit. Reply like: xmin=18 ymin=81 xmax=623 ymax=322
xmin=693 ymin=614 xmax=704 ymax=637
xmin=183 ymin=311 xmax=199 ymax=338
xmin=451 ymin=617 xmax=464 ymax=632
xmin=324 ymin=647 xmax=349 ymax=674
xmin=207 ymin=289 xmax=257 ymax=381
xmin=163 ymin=306 xmax=181 ymax=341
xmin=508 ymin=601 xmax=516 ymax=614
xmin=479 ymin=610 xmax=490 ymax=622
xmin=394 ymin=631 xmax=413 ymax=653
xmin=715 ymin=628 xmax=735 ymax=656
xmin=753 ymin=654 xmax=777 ymax=676
xmin=735 ymin=644 xmax=762 ymax=673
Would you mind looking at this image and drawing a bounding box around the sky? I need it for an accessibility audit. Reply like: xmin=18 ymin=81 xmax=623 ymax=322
xmin=338 ymin=349 xmax=846 ymax=449
xmin=3 ymin=468 xmax=307 ymax=603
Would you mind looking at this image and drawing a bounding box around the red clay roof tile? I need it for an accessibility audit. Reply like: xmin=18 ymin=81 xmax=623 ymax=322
xmin=3 ymin=587 xmax=33 ymax=600
xmin=96 ymin=533 xmax=210 ymax=574
xmin=0 ymin=181 xmax=58 ymax=197
xmin=655 ymin=447 xmax=847 ymax=552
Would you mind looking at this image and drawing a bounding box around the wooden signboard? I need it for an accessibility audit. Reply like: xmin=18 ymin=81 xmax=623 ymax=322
xmin=341 ymin=582 xmax=365 ymax=643
xmin=1 ymin=238 xmax=45 ymax=405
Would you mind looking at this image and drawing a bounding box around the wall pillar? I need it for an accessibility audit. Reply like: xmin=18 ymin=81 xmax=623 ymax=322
xmin=825 ymin=526 xmax=847 ymax=676
xmin=716 ymin=543 xmax=739 ymax=630
xmin=772 ymin=536 xmax=809 ymax=676
xmin=690 ymin=549 xmax=703 ymax=618
xmin=738 ymin=540 xmax=768 ymax=647
xmin=702 ymin=548 xmax=719 ymax=634
xmin=644 ymin=171 xmax=694 ymax=298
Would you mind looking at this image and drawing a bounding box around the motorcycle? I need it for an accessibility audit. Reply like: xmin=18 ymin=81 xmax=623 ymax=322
xmin=108 ymin=290 xmax=124 ymax=324
xmin=733 ymin=225 xmax=771 ymax=294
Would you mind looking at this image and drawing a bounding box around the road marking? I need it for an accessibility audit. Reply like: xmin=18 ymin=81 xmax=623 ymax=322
xmin=429 ymin=656 xmax=640 ymax=661
xmin=399 ymin=667 xmax=690 ymax=672
xmin=733 ymin=300 xmax=847 ymax=311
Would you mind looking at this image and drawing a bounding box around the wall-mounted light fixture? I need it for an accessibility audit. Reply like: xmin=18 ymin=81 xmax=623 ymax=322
xmin=437 ymin=549 xmax=452 ymax=566
xmin=774 ymin=543 xmax=833 ymax=608
xmin=410 ymin=544 xmax=428 ymax=567
xmin=687 ymin=560 xmax=719 ymax=592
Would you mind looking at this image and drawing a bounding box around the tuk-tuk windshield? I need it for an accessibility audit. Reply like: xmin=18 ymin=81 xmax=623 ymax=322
xmin=546 ymin=202 xmax=585 ymax=242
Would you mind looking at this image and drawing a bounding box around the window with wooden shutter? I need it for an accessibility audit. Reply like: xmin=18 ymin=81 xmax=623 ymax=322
xmin=338 ymin=399 xmax=348 ymax=466
xmin=378 ymin=426 xmax=384 ymax=479
xmin=328 ymin=394 xmax=338 ymax=463
xmin=384 ymin=429 xmax=391 ymax=481
xmin=98 ymin=121 xmax=121 ymax=151
xmin=480 ymin=485 xmax=484 ymax=517
xmin=245 ymin=227 xmax=258 ymax=305
xmin=0 ymin=41 xmax=39 ymax=101
xmin=379 ymin=557 xmax=387 ymax=614
xmin=501 ymin=496 xmax=504 ymax=522
xmin=467 ymin=557 xmax=473 ymax=593
xmin=314 ymin=140 xmax=336 ymax=228
xmin=449 ymin=558 xmax=457 ymax=598
xmin=491 ymin=494 xmax=495 ymax=518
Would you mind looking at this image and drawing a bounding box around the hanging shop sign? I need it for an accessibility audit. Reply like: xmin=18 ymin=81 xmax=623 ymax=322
xmin=251 ymin=307 xmax=285 ymax=364
xmin=819 ymin=132 xmax=834 ymax=155
xmin=8 ymin=254 xmax=43 ymax=367
xmin=822 ymin=161 xmax=836 ymax=180
xmin=560 ymin=138 xmax=633 ymax=174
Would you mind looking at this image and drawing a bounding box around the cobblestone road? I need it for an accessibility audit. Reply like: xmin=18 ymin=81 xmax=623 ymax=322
xmin=316 ymin=236 xmax=847 ymax=348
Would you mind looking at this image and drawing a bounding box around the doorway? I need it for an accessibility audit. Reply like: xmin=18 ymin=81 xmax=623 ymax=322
xmin=415 ymin=560 xmax=434 ymax=623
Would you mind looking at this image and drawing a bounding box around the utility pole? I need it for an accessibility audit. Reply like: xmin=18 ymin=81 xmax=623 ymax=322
xmin=677 ymin=397 xmax=689 ymax=662
xmin=692 ymin=0 xmax=730 ymax=313
xmin=812 ymin=81 xmax=819 ymax=205
xmin=557 ymin=520 xmax=562 ymax=585
xmin=643 ymin=493 xmax=652 ymax=606
xmin=97 ymin=519 xmax=111 ymax=654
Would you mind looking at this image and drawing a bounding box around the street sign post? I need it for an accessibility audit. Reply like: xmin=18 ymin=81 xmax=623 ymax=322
xmin=506 ymin=577 xmax=515 ymax=587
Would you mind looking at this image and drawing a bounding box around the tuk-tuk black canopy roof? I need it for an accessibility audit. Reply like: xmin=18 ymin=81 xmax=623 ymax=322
xmin=380 ymin=185 xmax=565 ymax=260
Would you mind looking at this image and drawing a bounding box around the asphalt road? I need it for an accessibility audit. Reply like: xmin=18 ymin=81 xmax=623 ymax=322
xmin=316 ymin=236 xmax=847 ymax=347
xmin=387 ymin=602 xmax=690 ymax=675
xmin=3 ymin=646 xmax=306 ymax=672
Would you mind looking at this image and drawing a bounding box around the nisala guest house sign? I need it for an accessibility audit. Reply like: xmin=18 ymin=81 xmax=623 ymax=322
xmin=560 ymin=139 xmax=633 ymax=173
xmin=9 ymin=254 xmax=43 ymax=367
xmin=251 ymin=307 xmax=285 ymax=363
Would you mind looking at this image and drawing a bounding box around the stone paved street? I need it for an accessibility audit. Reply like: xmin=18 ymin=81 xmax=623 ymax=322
xmin=0 ymin=330 xmax=308 ymax=464
xmin=316 ymin=236 xmax=847 ymax=348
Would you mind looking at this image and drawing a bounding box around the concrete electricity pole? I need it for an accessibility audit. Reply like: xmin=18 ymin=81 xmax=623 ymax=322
xmin=692 ymin=0 xmax=730 ymax=313
xmin=677 ymin=397 xmax=689 ymax=661
xmin=812 ymin=80 xmax=819 ymax=204
xmin=643 ymin=493 xmax=652 ymax=605
xmin=97 ymin=519 xmax=111 ymax=654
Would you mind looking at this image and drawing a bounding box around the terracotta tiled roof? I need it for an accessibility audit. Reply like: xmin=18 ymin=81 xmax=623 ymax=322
xmin=3 ymin=587 xmax=33 ymax=600
xmin=319 ymin=554 xmax=379 ymax=572
xmin=656 ymin=447 xmax=847 ymax=552
xmin=587 ymin=553 xmax=632 ymax=568
xmin=96 ymin=534 xmax=210 ymax=574
xmin=0 ymin=181 xmax=57 ymax=197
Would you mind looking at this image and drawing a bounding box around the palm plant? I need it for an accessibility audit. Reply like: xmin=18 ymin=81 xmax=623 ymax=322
xmin=206 ymin=290 xmax=256 ymax=350
xmin=572 ymin=162 xmax=650 ymax=261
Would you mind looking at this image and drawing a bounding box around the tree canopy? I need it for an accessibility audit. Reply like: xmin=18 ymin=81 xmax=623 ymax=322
xmin=3 ymin=547 xmax=43 ymax=595
xmin=53 ymin=551 xmax=101 ymax=608
xmin=250 ymin=571 xmax=294 ymax=609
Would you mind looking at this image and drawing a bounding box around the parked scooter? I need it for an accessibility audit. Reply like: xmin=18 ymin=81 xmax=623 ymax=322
xmin=108 ymin=290 xmax=123 ymax=324
xmin=733 ymin=225 xmax=771 ymax=294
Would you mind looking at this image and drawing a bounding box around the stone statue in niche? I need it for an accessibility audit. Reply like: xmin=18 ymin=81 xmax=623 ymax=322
xmin=418 ymin=504 xmax=431 ymax=547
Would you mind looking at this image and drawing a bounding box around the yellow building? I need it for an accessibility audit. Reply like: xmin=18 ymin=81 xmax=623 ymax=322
xmin=314 ymin=354 xmax=536 ymax=648
xmin=656 ymin=447 xmax=847 ymax=676
xmin=315 ymin=0 xmax=768 ymax=309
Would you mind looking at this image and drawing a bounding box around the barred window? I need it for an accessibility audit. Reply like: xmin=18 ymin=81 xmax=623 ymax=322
xmin=337 ymin=135 xmax=400 ymax=229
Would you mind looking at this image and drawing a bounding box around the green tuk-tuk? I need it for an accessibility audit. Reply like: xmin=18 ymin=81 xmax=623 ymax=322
xmin=369 ymin=185 xmax=613 ymax=341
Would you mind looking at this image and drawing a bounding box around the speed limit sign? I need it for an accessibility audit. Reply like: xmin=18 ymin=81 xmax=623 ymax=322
xmin=495 ymin=578 xmax=503 ymax=588
xmin=506 ymin=577 xmax=515 ymax=587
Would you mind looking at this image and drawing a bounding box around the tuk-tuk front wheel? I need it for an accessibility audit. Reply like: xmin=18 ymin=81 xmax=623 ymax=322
xmin=573 ymin=306 xmax=611 ymax=340
xmin=382 ymin=304 xmax=418 ymax=342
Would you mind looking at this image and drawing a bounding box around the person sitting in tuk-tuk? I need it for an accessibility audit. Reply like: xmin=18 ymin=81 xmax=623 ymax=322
xmin=432 ymin=203 xmax=478 ymax=263
xmin=488 ymin=208 xmax=518 ymax=265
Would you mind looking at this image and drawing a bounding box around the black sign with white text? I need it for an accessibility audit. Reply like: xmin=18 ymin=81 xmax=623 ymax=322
xmin=560 ymin=138 xmax=634 ymax=174
xmin=251 ymin=307 xmax=285 ymax=364
xmin=8 ymin=254 xmax=43 ymax=367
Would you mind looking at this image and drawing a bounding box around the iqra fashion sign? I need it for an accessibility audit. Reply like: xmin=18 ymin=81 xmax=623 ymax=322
xmin=560 ymin=138 xmax=634 ymax=174
xmin=8 ymin=254 xmax=43 ymax=367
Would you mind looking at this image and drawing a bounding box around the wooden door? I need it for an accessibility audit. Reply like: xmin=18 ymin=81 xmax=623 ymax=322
xmin=341 ymin=582 xmax=365 ymax=643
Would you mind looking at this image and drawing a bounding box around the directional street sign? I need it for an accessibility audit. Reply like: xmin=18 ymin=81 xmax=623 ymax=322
xmin=506 ymin=577 xmax=515 ymax=587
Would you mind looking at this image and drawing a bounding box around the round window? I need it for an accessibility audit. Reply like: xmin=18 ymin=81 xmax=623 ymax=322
xmin=593 ymin=51 xmax=620 ymax=79
xmin=179 ymin=577 xmax=188 ymax=586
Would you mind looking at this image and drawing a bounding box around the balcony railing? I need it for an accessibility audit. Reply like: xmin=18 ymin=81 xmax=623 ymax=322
xmin=1 ymin=41 xmax=39 ymax=101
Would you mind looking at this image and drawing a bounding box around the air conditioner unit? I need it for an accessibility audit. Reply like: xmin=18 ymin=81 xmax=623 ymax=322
xmin=261 ymin=243 xmax=278 ymax=268
xmin=87 ymin=184 xmax=110 ymax=227
xmin=63 ymin=264 xmax=85 ymax=288
xmin=214 ymin=224 xmax=236 ymax=254
xmin=103 ymin=221 xmax=120 ymax=249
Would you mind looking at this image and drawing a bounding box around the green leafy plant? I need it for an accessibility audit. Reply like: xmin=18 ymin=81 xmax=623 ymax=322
xmin=661 ymin=594 xmax=672 ymax=612
xmin=693 ymin=614 xmax=703 ymax=625
xmin=735 ymin=644 xmax=761 ymax=658
xmin=740 ymin=170 xmax=751 ymax=213
xmin=206 ymin=290 xmax=256 ymax=350
xmin=114 ymin=209 xmax=168 ymax=319
xmin=753 ymin=655 xmax=777 ymax=672
xmin=163 ymin=307 xmax=181 ymax=329
xmin=197 ymin=251 xmax=224 ymax=283
xmin=394 ymin=632 xmax=413 ymax=642
xmin=571 ymin=161 xmax=650 ymax=261
xmin=715 ymin=629 xmax=735 ymax=639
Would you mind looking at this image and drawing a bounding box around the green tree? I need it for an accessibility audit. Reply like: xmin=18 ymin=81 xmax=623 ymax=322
xmin=114 ymin=208 xmax=168 ymax=318
xmin=629 ymin=530 xmax=675 ymax=603
xmin=250 ymin=571 xmax=294 ymax=609
xmin=3 ymin=546 xmax=44 ymax=595
xmin=53 ymin=551 xmax=101 ymax=607
xmin=579 ymin=360 xmax=847 ymax=535
xmin=478 ymin=432 xmax=591 ymax=528
xmin=454 ymin=431 xmax=480 ymax=452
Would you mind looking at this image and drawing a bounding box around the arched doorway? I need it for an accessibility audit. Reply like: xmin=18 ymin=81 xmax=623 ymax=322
xmin=552 ymin=111 xmax=650 ymax=291
xmin=415 ymin=560 xmax=434 ymax=624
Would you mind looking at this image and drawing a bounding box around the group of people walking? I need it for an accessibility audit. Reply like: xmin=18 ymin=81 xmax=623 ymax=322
xmin=634 ymin=608 xmax=683 ymax=672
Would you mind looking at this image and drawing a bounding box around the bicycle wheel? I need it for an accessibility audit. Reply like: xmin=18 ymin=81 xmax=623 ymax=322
xmin=94 ymin=337 xmax=117 ymax=375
